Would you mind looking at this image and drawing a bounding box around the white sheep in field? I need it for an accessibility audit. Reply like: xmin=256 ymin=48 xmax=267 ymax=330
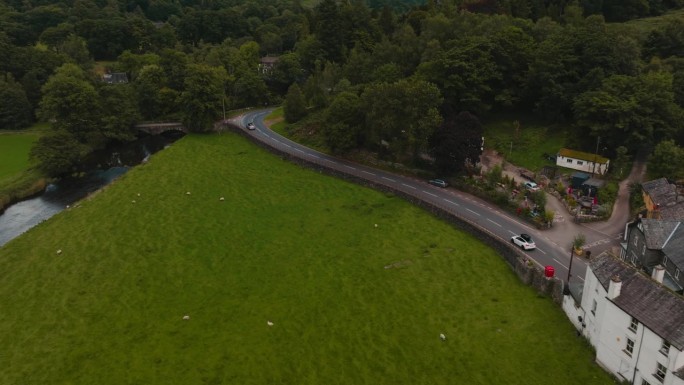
xmin=186 ymin=191 xmax=191 ymax=195
xmin=219 ymin=197 xmax=225 ymax=201
xmin=440 ymin=333 xmax=446 ymax=341
xmin=56 ymin=249 xmax=62 ymax=255
xmin=182 ymin=315 xmax=190 ymax=320
xmin=267 ymin=321 xmax=274 ymax=326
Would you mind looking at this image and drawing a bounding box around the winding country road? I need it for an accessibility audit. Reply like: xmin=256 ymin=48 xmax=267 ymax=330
xmin=230 ymin=109 xmax=641 ymax=285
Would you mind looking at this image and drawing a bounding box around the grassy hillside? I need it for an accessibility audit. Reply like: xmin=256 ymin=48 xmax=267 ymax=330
xmin=0 ymin=133 xmax=615 ymax=385
xmin=0 ymin=130 xmax=40 ymax=181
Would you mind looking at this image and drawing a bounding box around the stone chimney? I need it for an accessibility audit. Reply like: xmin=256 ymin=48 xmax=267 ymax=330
xmin=608 ymin=275 xmax=622 ymax=299
xmin=652 ymin=265 xmax=665 ymax=284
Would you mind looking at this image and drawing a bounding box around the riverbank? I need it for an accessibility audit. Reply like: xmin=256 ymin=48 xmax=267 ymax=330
xmin=0 ymin=169 xmax=48 ymax=215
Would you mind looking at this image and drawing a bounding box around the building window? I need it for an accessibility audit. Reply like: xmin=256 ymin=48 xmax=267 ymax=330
xmin=676 ymin=269 xmax=680 ymax=279
xmin=642 ymin=245 xmax=646 ymax=255
xmin=629 ymin=317 xmax=638 ymax=332
xmin=577 ymin=160 xmax=584 ymax=165
xmin=626 ymin=338 xmax=635 ymax=356
xmin=655 ymin=362 xmax=666 ymax=382
xmin=633 ymin=236 xmax=638 ymax=246
xmin=660 ymin=341 xmax=670 ymax=356
xmin=566 ymin=159 xmax=572 ymax=163
xmin=591 ymin=299 xmax=597 ymax=315
xmin=642 ymin=380 xmax=651 ymax=385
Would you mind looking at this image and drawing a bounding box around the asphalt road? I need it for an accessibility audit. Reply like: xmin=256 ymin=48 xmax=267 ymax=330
xmin=235 ymin=110 xmax=589 ymax=284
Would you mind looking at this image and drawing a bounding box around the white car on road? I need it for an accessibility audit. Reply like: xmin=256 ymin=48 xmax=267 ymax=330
xmin=511 ymin=234 xmax=536 ymax=250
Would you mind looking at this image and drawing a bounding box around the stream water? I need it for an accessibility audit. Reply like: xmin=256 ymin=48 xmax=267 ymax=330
xmin=0 ymin=132 xmax=184 ymax=247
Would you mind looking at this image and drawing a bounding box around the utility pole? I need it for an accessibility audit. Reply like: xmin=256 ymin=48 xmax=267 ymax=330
xmin=591 ymin=136 xmax=601 ymax=177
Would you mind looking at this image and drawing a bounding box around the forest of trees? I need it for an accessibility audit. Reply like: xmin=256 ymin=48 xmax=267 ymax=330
xmin=2 ymin=0 xmax=684 ymax=177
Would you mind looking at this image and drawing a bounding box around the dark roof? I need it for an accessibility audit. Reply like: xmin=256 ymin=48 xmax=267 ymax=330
xmin=260 ymin=56 xmax=279 ymax=64
xmin=662 ymin=223 xmax=684 ymax=270
xmin=102 ymin=72 xmax=128 ymax=84
xmin=641 ymin=219 xmax=680 ymax=249
xmin=590 ymin=253 xmax=684 ymax=350
xmin=642 ymin=178 xmax=684 ymax=216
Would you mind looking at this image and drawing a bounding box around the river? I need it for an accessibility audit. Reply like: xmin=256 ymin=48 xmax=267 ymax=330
xmin=0 ymin=132 xmax=184 ymax=247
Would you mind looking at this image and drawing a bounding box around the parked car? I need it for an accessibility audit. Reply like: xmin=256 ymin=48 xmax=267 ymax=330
xmin=247 ymin=122 xmax=256 ymax=130
xmin=429 ymin=179 xmax=448 ymax=188
xmin=511 ymin=234 xmax=536 ymax=250
xmin=524 ymin=181 xmax=540 ymax=192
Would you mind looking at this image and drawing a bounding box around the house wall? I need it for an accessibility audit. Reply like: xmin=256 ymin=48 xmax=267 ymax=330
xmin=556 ymin=155 xmax=609 ymax=175
xmin=576 ymin=265 xmax=684 ymax=385
xmin=594 ymin=300 xmax=639 ymax=381
xmin=580 ymin=268 xmax=607 ymax=346
xmin=624 ymin=223 xmax=664 ymax=271
xmin=662 ymin=257 xmax=684 ymax=288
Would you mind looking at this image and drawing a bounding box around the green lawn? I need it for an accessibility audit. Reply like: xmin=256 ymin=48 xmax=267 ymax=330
xmin=0 ymin=131 xmax=40 ymax=181
xmin=0 ymin=133 xmax=614 ymax=385
xmin=483 ymin=116 xmax=568 ymax=171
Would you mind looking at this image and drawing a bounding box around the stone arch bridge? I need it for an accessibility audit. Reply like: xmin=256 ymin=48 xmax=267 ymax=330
xmin=136 ymin=122 xmax=187 ymax=135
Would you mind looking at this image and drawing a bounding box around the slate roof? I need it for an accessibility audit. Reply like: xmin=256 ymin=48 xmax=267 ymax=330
xmin=662 ymin=223 xmax=684 ymax=271
xmin=558 ymin=148 xmax=609 ymax=164
xmin=642 ymin=178 xmax=684 ymax=219
xmin=641 ymin=219 xmax=680 ymax=250
xmin=591 ymin=253 xmax=684 ymax=350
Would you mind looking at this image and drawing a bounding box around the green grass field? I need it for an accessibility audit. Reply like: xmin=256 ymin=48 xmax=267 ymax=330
xmin=0 ymin=131 xmax=40 ymax=181
xmin=483 ymin=116 xmax=568 ymax=172
xmin=0 ymin=133 xmax=614 ymax=385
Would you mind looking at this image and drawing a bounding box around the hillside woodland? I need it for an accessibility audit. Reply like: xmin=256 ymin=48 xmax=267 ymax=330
xmin=1 ymin=0 xmax=684 ymax=177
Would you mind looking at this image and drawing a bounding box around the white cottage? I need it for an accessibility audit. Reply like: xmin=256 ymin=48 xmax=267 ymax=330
xmin=564 ymin=253 xmax=684 ymax=385
xmin=556 ymin=148 xmax=610 ymax=175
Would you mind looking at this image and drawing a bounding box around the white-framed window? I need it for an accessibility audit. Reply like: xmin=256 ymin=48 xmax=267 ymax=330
xmin=660 ymin=341 xmax=670 ymax=356
xmin=629 ymin=317 xmax=638 ymax=332
xmin=591 ymin=299 xmax=597 ymax=315
xmin=626 ymin=338 xmax=635 ymax=356
xmin=638 ymin=222 xmax=643 ymax=231
xmin=655 ymin=362 xmax=666 ymax=382
xmin=577 ymin=160 xmax=584 ymax=165
xmin=566 ymin=159 xmax=572 ymax=163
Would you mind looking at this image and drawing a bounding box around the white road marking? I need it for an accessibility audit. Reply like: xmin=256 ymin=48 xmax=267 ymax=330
xmin=294 ymin=148 xmax=305 ymax=153
xmin=402 ymin=183 xmax=416 ymax=189
xmin=382 ymin=177 xmax=396 ymax=183
xmin=536 ymin=248 xmax=547 ymax=255
xmin=443 ymin=199 xmax=459 ymax=206
xmin=282 ymin=143 xmax=292 ymax=148
xmin=553 ymin=258 xmax=568 ymax=269
xmin=362 ymin=171 xmax=376 ymax=176
xmin=423 ymin=191 xmax=438 ymax=198
xmin=310 ymin=154 xmax=320 ymax=159
xmin=344 ymin=165 xmax=356 ymax=170
xmin=508 ymin=231 xmax=518 ymax=236
xmin=487 ymin=219 xmax=501 ymax=227
xmin=466 ymin=208 xmax=480 ymax=216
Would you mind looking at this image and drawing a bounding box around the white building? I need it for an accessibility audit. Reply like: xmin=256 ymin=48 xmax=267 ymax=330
xmin=556 ymin=148 xmax=610 ymax=175
xmin=563 ymin=253 xmax=684 ymax=384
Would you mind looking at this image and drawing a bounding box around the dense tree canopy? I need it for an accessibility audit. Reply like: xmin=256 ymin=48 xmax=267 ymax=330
xmin=1 ymin=0 xmax=684 ymax=177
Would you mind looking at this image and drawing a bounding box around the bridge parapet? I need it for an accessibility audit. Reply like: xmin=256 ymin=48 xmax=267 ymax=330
xmin=136 ymin=123 xmax=187 ymax=135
